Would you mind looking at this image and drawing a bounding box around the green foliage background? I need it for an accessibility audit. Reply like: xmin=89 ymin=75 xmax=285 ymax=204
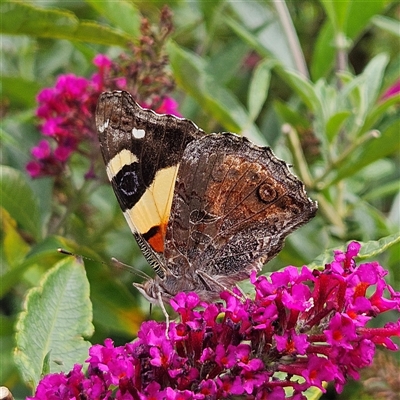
xmin=1 ymin=1 xmax=399 ymax=398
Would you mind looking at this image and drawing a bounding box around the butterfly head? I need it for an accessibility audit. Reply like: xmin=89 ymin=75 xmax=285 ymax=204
xmin=133 ymin=277 xmax=173 ymax=304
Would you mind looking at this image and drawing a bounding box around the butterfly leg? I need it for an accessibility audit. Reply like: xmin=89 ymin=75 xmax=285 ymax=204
xmin=156 ymin=290 xmax=170 ymax=339
xmin=195 ymin=270 xmax=246 ymax=302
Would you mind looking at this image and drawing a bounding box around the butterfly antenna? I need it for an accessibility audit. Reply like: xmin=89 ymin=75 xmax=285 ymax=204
xmin=58 ymin=248 xmax=150 ymax=280
xmin=58 ymin=248 xmax=97 ymax=262
xmin=111 ymin=257 xmax=151 ymax=280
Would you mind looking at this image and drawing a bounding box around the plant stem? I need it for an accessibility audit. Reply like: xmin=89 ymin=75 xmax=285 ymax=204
xmin=272 ymin=0 xmax=309 ymax=79
xmin=283 ymin=123 xmax=313 ymax=188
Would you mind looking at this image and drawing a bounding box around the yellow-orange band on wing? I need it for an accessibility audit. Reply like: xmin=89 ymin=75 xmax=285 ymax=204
xmin=106 ymin=149 xmax=139 ymax=180
xmin=123 ymin=165 xmax=179 ymax=252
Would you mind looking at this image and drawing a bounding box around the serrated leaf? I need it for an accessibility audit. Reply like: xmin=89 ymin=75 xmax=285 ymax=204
xmin=0 ymin=166 xmax=41 ymax=241
xmin=309 ymin=233 xmax=400 ymax=269
xmin=86 ymin=0 xmax=140 ymax=37
xmin=167 ymin=41 xmax=264 ymax=144
xmin=247 ymin=59 xmax=272 ymax=122
xmin=357 ymin=233 xmax=400 ymax=260
xmin=14 ymin=257 xmax=93 ymax=388
xmin=0 ymin=1 xmax=130 ymax=46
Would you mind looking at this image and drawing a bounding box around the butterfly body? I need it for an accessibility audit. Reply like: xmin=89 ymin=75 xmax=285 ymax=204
xmin=96 ymin=91 xmax=317 ymax=303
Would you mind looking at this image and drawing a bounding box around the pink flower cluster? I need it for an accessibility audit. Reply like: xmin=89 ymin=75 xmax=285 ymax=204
xmin=28 ymin=242 xmax=400 ymax=399
xmin=27 ymin=54 xmax=180 ymax=178
xmin=381 ymin=79 xmax=400 ymax=100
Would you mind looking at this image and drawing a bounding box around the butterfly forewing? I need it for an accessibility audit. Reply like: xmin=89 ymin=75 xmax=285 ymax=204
xmin=96 ymin=91 xmax=202 ymax=268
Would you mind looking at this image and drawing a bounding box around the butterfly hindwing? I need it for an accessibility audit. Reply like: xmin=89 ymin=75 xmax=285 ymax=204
xmin=164 ymin=134 xmax=318 ymax=286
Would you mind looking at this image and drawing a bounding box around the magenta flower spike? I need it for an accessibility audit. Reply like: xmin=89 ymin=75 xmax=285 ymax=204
xmin=28 ymin=242 xmax=400 ymax=399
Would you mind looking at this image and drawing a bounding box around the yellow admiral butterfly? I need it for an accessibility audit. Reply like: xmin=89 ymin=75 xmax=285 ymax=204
xmin=96 ymin=91 xmax=317 ymax=304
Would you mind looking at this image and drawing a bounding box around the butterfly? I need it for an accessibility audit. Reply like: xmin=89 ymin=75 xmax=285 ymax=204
xmin=96 ymin=91 xmax=317 ymax=305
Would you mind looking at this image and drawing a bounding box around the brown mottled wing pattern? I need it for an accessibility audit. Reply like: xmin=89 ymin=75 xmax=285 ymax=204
xmin=164 ymin=134 xmax=318 ymax=287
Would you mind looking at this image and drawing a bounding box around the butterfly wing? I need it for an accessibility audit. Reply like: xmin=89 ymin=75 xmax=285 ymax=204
xmin=96 ymin=91 xmax=203 ymax=271
xmin=164 ymin=133 xmax=318 ymax=288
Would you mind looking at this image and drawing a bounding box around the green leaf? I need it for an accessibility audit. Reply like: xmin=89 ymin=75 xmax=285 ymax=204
xmin=0 ymin=76 xmax=41 ymax=108
xmin=344 ymin=0 xmax=386 ymax=39
xmin=14 ymin=257 xmax=93 ymax=388
xmin=0 ymin=235 xmax=71 ymax=302
xmin=53 ymin=239 xmax=145 ymax=336
xmin=338 ymin=54 xmax=391 ymax=137
xmin=206 ymin=41 xmax=249 ymax=86
xmin=357 ymin=233 xmax=400 ymax=260
xmin=325 ymin=110 xmax=351 ymax=142
xmin=303 ymin=386 xmax=324 ymax=400
xmin=362 ymin=93 xmax=400 ymax=133
xmin=1 ymin=208 xmax=30 ymax=267
xmin=321 ymin=0 xmax=352 ymax=33
xmin=226 ymin=16 xmax=318 ymax=114
xmin=227 ymin=3 xmax=299 ymax=72
xmin=363 ymin=180 xmax=400 ymax=202
xmin=85 ymin=260 xmax=144 ymax=336
xmin=0 ymin=1 xmax=131 ymax=46
xmin=225 ymin=16 xmax=271 ymax=59
xmin=279 ymin=70 xmax=324 ymax=127
xmin=0 ymin=166 xmax=41 ymax=241
xmin=310 ymin=23 xmax=335 ymax=81
xmin=311 ymin=1 xmax=386 ymax=80
xmin=247 ymin=59 xmax=272 ymax=122
xmin=0 ymin=126 xmax=21 ymax=148
xmin=0 ymin=318 xmax=17 ymax=387
xmin=85 ymin=0 xmax=140 ymax=37
xmin=273 ymin=101 xmax=310 ymax=129
xmin=167 ymin=41 xmax=264 ymax=144
xmin=359 ymin=53 xmax=389 ymax=116
xmin=331 ymin=118 xmax=400 ymax=184
xmin=372 ymin=15 xmax=400 ymax=37
xmin=310 ymin=233 xmax=400 ymax=269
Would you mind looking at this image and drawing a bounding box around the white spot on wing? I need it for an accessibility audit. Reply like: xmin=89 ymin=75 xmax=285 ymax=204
xmin=99 ymin=119 xmax=109 ymax=133
xmin=132 ymin=128 xmax=145 ymax=139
